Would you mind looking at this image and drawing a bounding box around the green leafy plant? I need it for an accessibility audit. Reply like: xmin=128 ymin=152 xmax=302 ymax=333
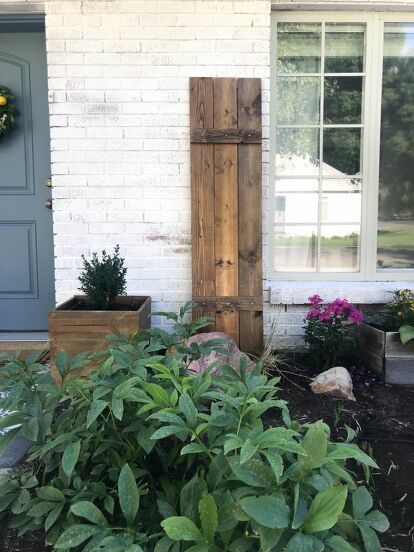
xmin=0 ymin=305 xmax=388 ymax=551
xmin=78 ymin=244 xmax=127 ymax=310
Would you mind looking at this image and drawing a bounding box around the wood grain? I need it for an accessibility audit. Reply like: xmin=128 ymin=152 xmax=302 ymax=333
xmin=213 ymin=78 xmax=239 ymax=343
xmin=191 ymin=128 xmax=261 ymax=143
xmin=238 ymin=78 xmax=263 ymax=353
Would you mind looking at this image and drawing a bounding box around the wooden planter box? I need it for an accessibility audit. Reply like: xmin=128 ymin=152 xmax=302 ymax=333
xmin=49 ymin=295 xmax=151 ymax=380
xmin=358 ymin=323 xmax=414 ymax=385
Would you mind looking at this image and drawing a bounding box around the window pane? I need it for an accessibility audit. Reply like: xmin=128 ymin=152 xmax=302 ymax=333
xmin=276 ymin=178 xmax=319 ymax=192
xmin=320 ymin=193 xmax=361 ymax=223
xmin=325 ymin=23 xmax=365 ymax=73
xmin=274 ymin=226 xmax=317 ymax=271
xmin=276 ymin=23 xmax=321 ymax=73
xmin=276 ymin=128 xmax=320 ymax=176
xmin=276 ymin=77 xmax=320 ymax=124
xmin=322 ymin=177 xmax=362 ymax=192
xmin=323 ymin=128 xmax=361 ymax=176
xmin=320 ymin=225 xmax=360 ymax=272
xmin=324 ymin=76 xmax=363 ymax=124
xmin=377 ymin=23 xmax=414 ymax=270
xmin=275 ymin=193 xmax=318 ymax=224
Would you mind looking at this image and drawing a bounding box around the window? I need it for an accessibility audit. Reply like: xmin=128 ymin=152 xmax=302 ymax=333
xmin=270 ymin=13 xmax=414 ymax=280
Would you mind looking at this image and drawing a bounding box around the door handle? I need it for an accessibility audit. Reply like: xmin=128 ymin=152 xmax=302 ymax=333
xmin=45 ymin=178 xmax=52 ymax=188
xmin=44 ymin=199 xmax=53 ymax=209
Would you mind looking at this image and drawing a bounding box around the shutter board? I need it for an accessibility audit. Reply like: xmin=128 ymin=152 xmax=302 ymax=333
xmin=190 ymin=77 xmax=263 ymax=353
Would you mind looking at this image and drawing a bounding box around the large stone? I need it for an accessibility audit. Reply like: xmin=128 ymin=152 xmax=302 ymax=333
xmin=187 ymin=332 xmax=254 ymax=375
xmin=0 ymin=434 xmax=31 ymax=469
xmin=310 ymin=366 xmax=356 ymax=401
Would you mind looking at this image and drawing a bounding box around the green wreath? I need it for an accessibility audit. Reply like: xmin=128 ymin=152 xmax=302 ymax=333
xmin=0 ymin=86 xmax=19 ymax=139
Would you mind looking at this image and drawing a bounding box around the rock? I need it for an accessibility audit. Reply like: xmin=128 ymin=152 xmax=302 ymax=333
xmin=0 ymin=434 xmax=31 ymax=469
xmin=310 ymin=367 xmax=356 ymax=401
xmin=187 ymin=332 xmax=255 ymax=375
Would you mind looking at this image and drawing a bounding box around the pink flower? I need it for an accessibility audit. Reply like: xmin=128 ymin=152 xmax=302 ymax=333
xmin=308 ymin=294 xmax=323 ymax=306
xmin=306 ymin=309 xmax=320 ymax=319
xmin=350 ymin=309 xmax=364 ymax=324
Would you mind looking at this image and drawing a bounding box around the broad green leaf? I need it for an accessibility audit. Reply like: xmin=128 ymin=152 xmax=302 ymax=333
xmin=286 ymin=533 xmax=324 ymax=552
xmin=151 ymin=425 xmax=189 ymax=440
xmin=217 ymin=502 xmax=238 ymax=532
xmin=358 ymin=523 xmax=382 ymax=552
xmin=299 ymin=421 xmax=328 ymax=471
xmin=352 ymin=486 xmax=373 ymax=518
xmin=71 ymin=501 xmax=107 ymax=527
xmin=399 ymin=324 xmax=414 ymax=344
xmin=161 ymin=516 xmax=202 ymax=542
xmin=37 ymin=486 xmax=65 ymax=502
xmin=54 ymin=524 xmax=100 ymax=549
xmin=303 ymin=486 xmax=348 ymax=533
xmin=22 ymin=417 xmax=39 ymax=441
xmin=198 ymin=493 xmax=217 ymax=543
xmin=112 ymin=398 xmax=124 ymax=421
xmin=181 ymin=443 xmax=207 ymax=455
xmin=262 ymin=450 xmax=284 ymax=482
xmin=104 ymin=495 xmax=115 ymax=516
xmin=364 ymin=510 xmax=389 ymax=533
xmin=259 ymin=526 xmax=283 ymax=551
xmin=118 ymin=463 xmax=140 ymax=526
xmin=62 ymin=441 xmax=81 ymax=478
xmin=240 ymin=439 xmax=258 ymax=464
xmin=326 ymin=444 xmax=378 ymax=469
xmin=179 ymin=393 xmax=198 ymax=428
xmin=45 ymin=503 xmax=64 ymax=532
xmin=86 ymin=400 xmax=108 ymax=428
xmin=240 ymin=495 xmax=289 ymax=529
xmin=27 ymin=501 xmax=56 ymax=517
xmin=292 ymin=482 xmax=307 ymax=529
xmin=228 ymin=456 xmax=276 ymax=488
xmin=143 ymin=383 xmax=170 ymax=407
xmin=180 ymin=475 xmax=207 ymax=524
xmin=325 ymin=535 xmax=358 ymax=552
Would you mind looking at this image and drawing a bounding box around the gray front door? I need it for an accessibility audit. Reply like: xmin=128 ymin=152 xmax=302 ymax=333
xmin=0 ymin=32 xmax=54 ymax=330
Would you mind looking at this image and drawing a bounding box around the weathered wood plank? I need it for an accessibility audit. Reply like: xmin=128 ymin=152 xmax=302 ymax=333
xmin=192 ymin=296 xmax=263 ymax=311
xmin=190 ymin=78 xmax=216 ymax=303
xmin=213 ymin=78 xmax=239 ymax=344
xmin=191 ymin=128 xmax=262 ymax=143
xmin=238 ymin=78 xmax=263 ymax=353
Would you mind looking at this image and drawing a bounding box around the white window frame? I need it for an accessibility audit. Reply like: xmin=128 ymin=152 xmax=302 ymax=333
xmin=269 ymin=11 xmax=414 ymax=281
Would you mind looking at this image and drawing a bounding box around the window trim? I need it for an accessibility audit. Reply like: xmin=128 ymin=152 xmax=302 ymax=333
xmin=269 ymin=11 xmax=414 ymax=281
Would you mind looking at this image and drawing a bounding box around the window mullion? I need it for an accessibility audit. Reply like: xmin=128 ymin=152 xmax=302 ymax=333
xmin=317 ymin=22 xmax=325 ymax=273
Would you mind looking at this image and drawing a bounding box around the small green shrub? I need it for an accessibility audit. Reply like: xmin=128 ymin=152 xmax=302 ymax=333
xmin=0 ymin=305 xmax=388 ymax=551
xmin=78 ymin=244 xmax=127 ymax=310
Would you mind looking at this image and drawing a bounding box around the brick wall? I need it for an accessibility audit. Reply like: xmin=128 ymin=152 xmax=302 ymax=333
xmin=41 ymin=0 xmax=272 ymax=325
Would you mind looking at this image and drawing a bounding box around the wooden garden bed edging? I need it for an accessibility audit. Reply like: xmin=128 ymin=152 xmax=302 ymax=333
xmin=49 ymin=295 xmax=151 ymax=380
xmin=190 ymin=77 xmax=263 ymax=354
xmin=358 ymin=323 xmax=414 ymax=385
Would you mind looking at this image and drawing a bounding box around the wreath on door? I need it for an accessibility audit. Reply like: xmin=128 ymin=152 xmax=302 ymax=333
xmin=0 ymin=86 xmax=19 ymax=139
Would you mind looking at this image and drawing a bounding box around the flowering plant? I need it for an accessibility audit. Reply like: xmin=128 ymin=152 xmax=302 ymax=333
xmin=304 ymin=294 xmax=364 ymax=369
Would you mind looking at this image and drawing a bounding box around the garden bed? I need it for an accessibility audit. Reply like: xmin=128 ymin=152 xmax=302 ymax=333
xmin=265 ymin=362 xmax=414 ymax=552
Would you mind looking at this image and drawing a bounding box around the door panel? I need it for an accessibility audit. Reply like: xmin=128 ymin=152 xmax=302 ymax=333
xmin=0 ymin=32 xmax=54 ymax=330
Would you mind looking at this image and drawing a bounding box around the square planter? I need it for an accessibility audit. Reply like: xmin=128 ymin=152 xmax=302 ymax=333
xmin=49 ymin=295 xmax=151 ymax=380
xmin=358 ymin=323 xmax=414 ymax=385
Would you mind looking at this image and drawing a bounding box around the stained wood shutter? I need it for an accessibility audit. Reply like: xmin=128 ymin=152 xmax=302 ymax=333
xmin=190 ymin=77 xmax=263 ymax=353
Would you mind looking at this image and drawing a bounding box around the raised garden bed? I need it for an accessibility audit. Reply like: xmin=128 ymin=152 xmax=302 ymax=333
xmin=49 ymin=295 xmax=151 ymax=379
xmin=358 ymin=323 xmax=414 ymax=385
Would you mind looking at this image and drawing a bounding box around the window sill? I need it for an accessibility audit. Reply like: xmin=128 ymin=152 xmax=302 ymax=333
xmin=268 ymin=280 xmax=414 ymax=305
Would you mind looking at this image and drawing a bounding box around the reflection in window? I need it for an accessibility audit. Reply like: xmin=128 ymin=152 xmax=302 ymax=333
xmin=274 ymin=21 xmax=365 ymax=273
xmin=377 ymin=24 xmax=414 ymax=269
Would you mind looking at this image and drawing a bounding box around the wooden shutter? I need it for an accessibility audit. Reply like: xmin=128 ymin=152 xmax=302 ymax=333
xmin=190 ymin=77 xmax=263 ymax=353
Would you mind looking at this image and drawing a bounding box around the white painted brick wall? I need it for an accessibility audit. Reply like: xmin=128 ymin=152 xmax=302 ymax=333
xmin=40 ymin=0 xmax=272 ymax=325
xmin=3 ymin=0 xmax=414 ymax=339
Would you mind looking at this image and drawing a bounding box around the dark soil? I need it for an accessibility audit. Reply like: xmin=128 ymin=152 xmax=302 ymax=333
xmin=70 ymin=299 xmax=144 ymax=311
xmin=266 ymin=361 xmax=414 ymax=552
xmin=0 ymin=526 xmax=49 ymax=552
